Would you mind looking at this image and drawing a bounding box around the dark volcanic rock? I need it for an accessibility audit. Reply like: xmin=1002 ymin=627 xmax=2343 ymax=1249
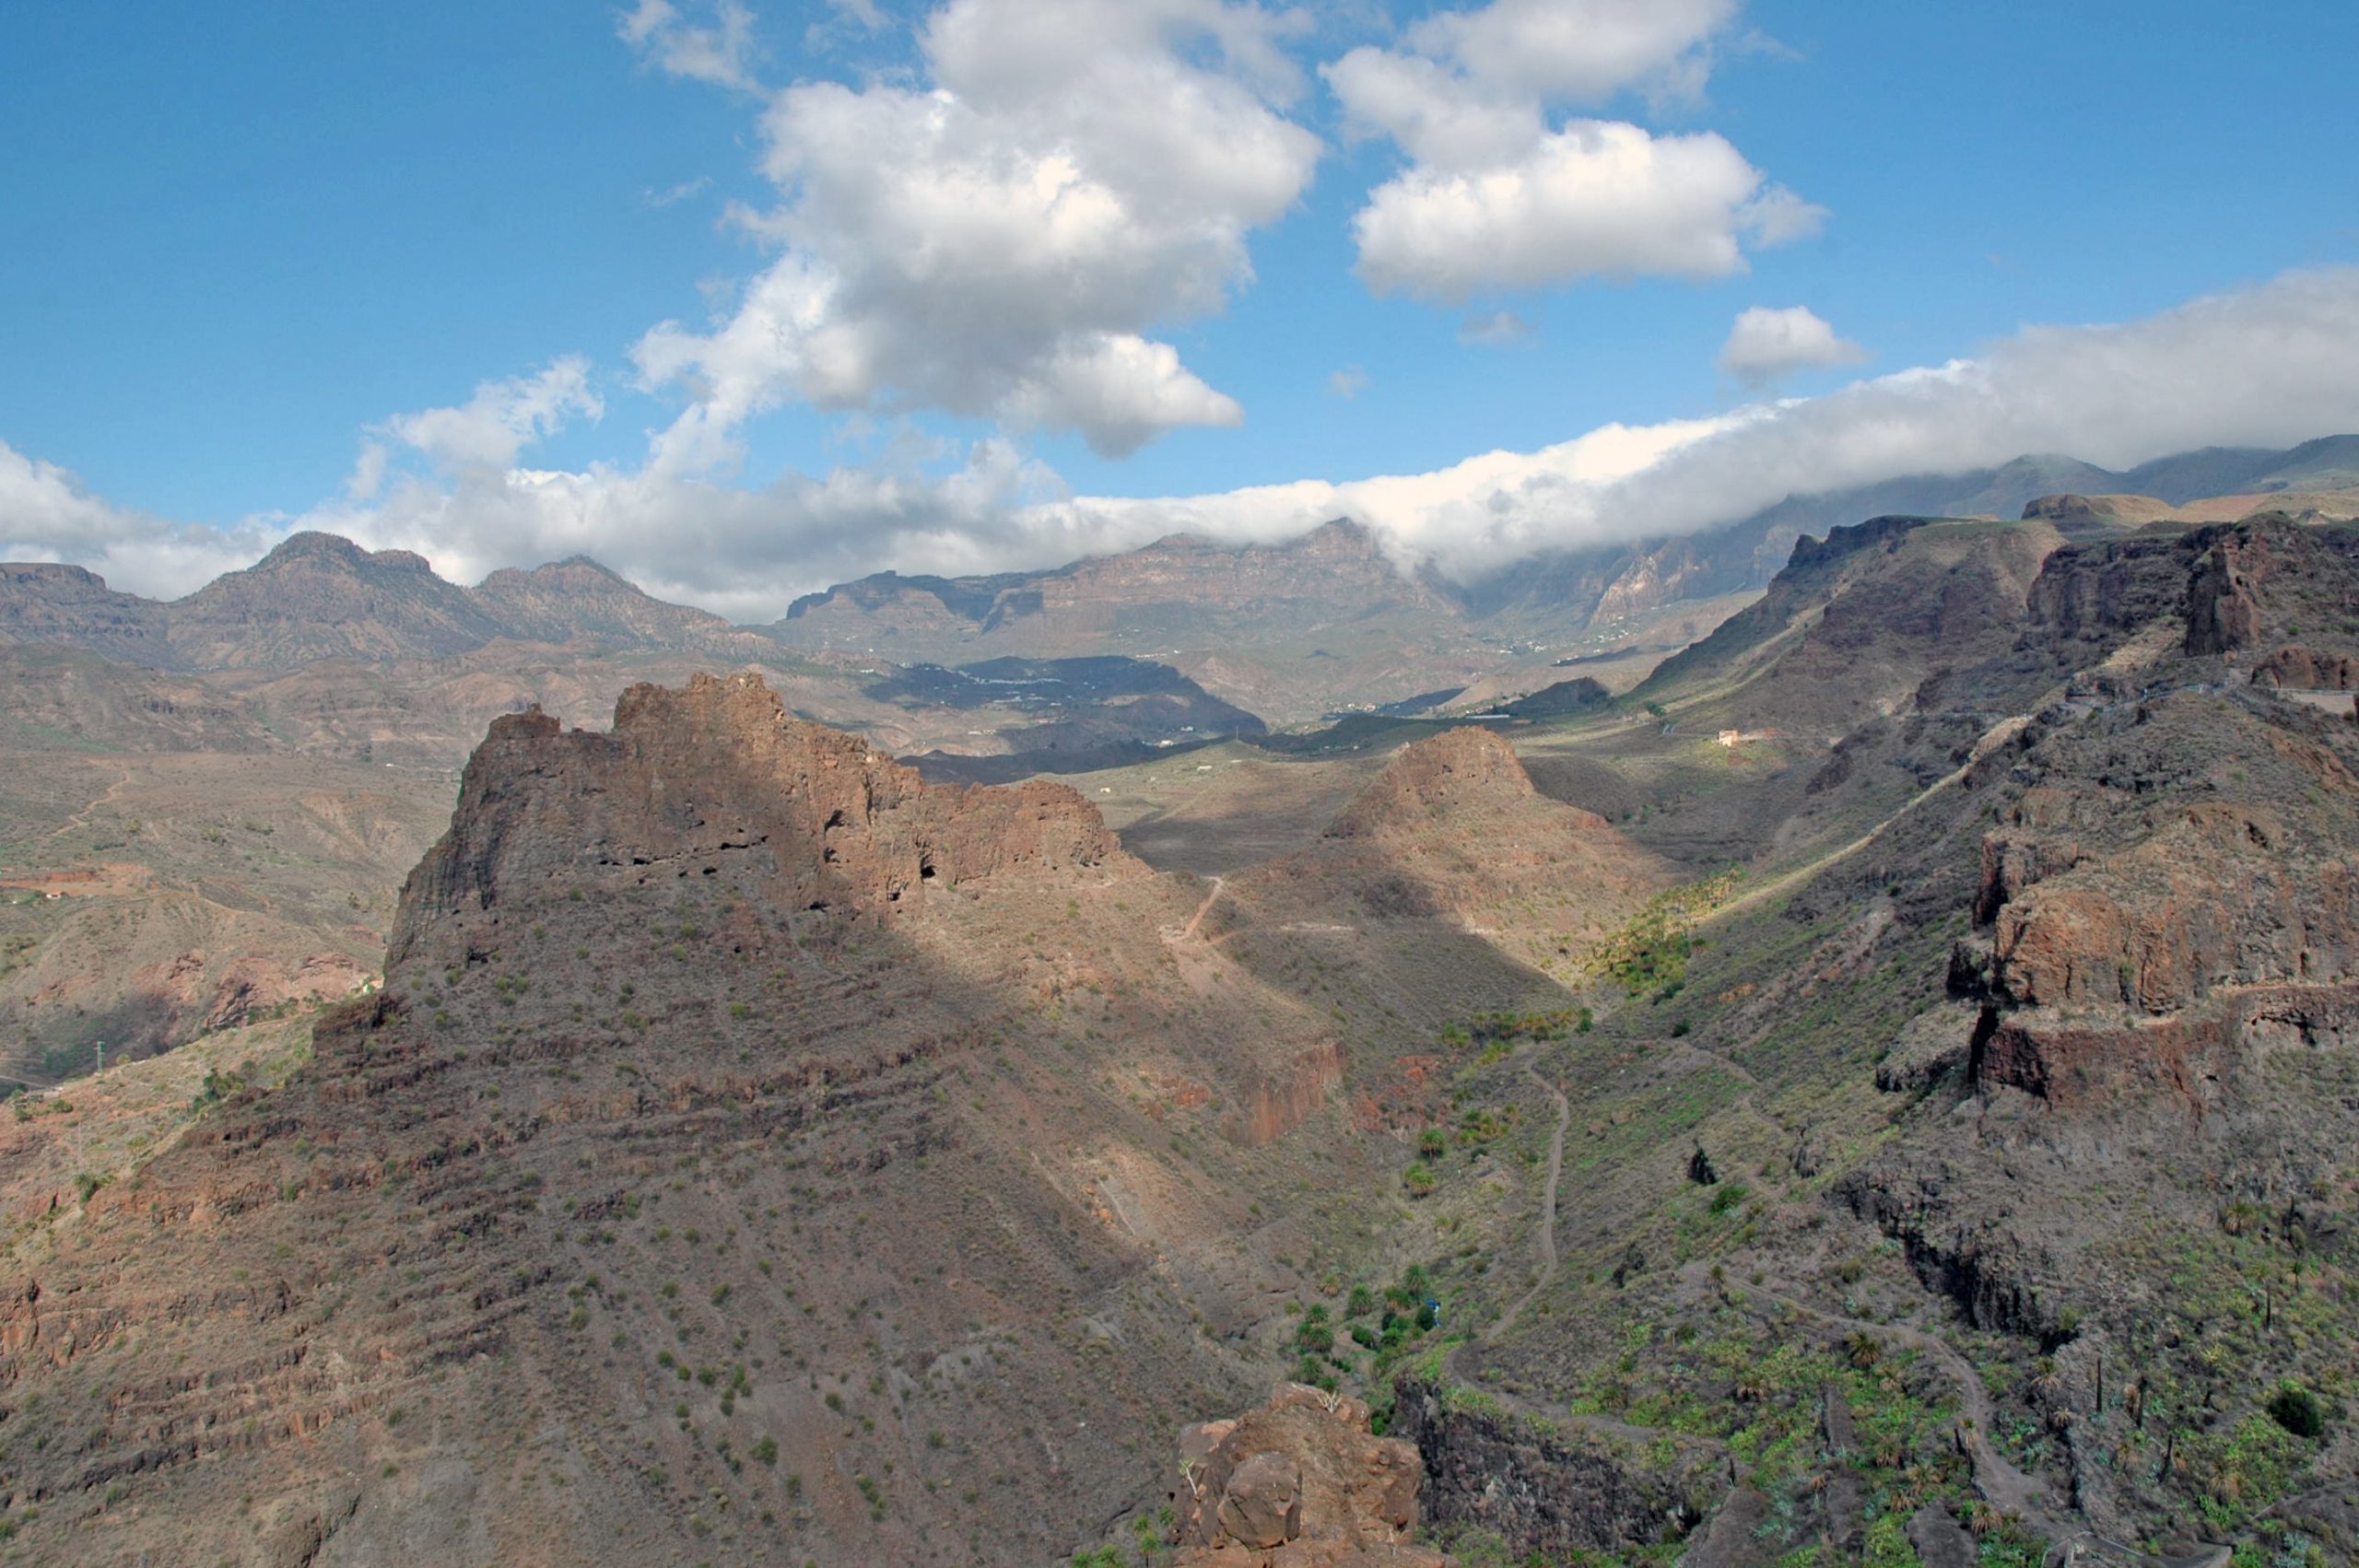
xmin=1389 ymin=1380 xmax=1716 ymax=1556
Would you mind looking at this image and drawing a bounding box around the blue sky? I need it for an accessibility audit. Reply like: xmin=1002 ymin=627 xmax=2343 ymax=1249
xmin=5 ymin=1 xmax=2359 ymax=614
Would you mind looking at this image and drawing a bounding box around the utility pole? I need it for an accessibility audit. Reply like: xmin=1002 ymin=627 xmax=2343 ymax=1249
xmin=94 ymin=1040 xmax=104 ymax=1075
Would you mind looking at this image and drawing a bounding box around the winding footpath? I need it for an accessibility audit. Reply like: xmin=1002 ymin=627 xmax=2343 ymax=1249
xmin=1438 ymin=1052 xmax=1703 ymax=1451
xmin=1732 ymin=1276 xmax=2052 ymax=1526
xmin=1495 ymin=1065 xmax=1570 ymax=1333
xmin=1171 ymin=873 xmax=1226 ymax=942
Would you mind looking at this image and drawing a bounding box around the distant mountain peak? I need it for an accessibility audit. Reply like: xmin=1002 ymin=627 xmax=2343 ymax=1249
xmin=0 ymin=561 xmax=111 ymax=589
xmin=1296 ymin=516 xmax=1375 ymax=547
xmin=251 ymin=530 xmax=434 ymax=575
xmin=478 ymin=555 xmax=639 ymax=592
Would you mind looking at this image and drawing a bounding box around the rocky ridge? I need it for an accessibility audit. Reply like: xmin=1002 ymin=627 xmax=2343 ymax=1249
xmin=1 ymin=532 xmax=766 ymax=673
xmin=0 ymin=672 xmax=1461 ymax=1564
xmin=1230 ymin=727 xmax=1669 ymax=975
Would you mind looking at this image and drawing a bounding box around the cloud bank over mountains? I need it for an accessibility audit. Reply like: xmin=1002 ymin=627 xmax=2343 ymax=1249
xmin=10 ymin=266 xmax=2359 ymax=617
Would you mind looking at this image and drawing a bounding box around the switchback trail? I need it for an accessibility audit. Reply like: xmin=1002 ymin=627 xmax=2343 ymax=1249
xmin=1437 ymin=1050 xmax=1713 ymax=1454
xmin=1730 ymin=1275 xmax=2054 ymax=1528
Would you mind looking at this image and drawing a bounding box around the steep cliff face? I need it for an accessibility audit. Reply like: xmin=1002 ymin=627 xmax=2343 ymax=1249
xmin=392 ymin=671 xmax=1129 ymax=969
xmin=1389 ymin=1381 xmax=1718 ymax=1556
xmin=1947 ymin=522 xmax=2359 ymax=1111
xmin=2180 ymin=515 xmax=2359 ymax=660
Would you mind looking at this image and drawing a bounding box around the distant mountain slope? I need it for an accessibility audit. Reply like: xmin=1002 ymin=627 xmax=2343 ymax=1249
xmin=774 ymin=438 xmax=2359 ymax=720
xmin=168 ymin=532 xmax=511 ymax=667
xmin=472 ymin=554 xmax=745 ymax=648
xmin=779 ymin=519 xmax=1455 ymax=648
xmin=0 ymin=532 xmax=772 ymax=672
xmin=3 ymin=437 xmax=2353 ymax=718
xmin=0 ymin=562 xmax=172 ymax=663
xmin=775 ymin=520 xmax=1488 ymax=723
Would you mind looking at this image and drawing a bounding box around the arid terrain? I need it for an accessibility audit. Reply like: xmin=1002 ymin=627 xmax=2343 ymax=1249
xmin=1 ymin=452 xmax=2358 ymax=1563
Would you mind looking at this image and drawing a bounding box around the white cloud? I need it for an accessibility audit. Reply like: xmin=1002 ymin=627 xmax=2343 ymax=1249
xmin=1001 ymin=334 xmax=1243 ymax=451
xmin=1354 ymin=122 xmax=1805 ymax=298
xmin=1036 ymin=266 xmax=2359 ymax=580
xmin=370 ymin=357 xmax=604 ymax=476
xmin=617 ymin=0 xmax=763 ymax=91
xmin=1719 ymin=305 xmax=1868 ymax=385
xmin=286 ymin=438 xmax=1063 ymax=624
xmin=642 ymin=174 xmax=714 ymax=209
xmin=631 ymin=0 xmax=1320 ymax=458
xmin=1402 ymin=0 xmax=1736 ymax=105
xmin=1328 ymin=364 xmax=1369 ymax=399
xmin=1457 ymin=310 xmax=1533 ymax=345
xmin=0 ymin=442 xmax=279 ymax=599
xmin=1326 ymin=0 xmax=1817 ymax=299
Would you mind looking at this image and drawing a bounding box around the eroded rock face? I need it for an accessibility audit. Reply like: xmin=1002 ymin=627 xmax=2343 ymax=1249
xmin=2181 ymin=516 xmax=2359 ymax=659
xmin=1957 ymin=688 xmax=2359 ymax=1109
xmin=392 ymin=671 xmax=1134 ymax=971
xmin=1236 ymin=1040 xmax=1347 ymax=1147
xmin=1171 ymin=1385 xmax=1446 ymax=1567
xmin=1954 ymin=518 xmax=2359 ymax=1114
xmin=2254 ymin=645 xmax=2359 ymax=689
xmin=1388 ymin=1379 xmax=1716 ymax=1556
xmin=0 ymin=676 xmax=1368 ymax=1565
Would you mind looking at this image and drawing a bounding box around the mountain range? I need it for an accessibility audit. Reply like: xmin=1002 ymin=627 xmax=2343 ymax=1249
xmin=10 ymin=439 xmax=2358 ymax=728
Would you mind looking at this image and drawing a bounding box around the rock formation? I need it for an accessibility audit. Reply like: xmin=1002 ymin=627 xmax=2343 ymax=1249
xmin=393 ymin=671 xmax=1131 ymax=969
xmin=1169 ymin=1384 xmax=1448 ymax=1566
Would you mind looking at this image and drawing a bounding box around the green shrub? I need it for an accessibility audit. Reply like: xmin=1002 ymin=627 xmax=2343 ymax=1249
xmin=2269 ymin=1384 xmax=2327 ymax=1439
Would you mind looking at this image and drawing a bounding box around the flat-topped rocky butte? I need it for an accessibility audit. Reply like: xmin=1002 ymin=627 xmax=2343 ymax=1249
xmin=396 ymin=673 xmax=1131 ymax=952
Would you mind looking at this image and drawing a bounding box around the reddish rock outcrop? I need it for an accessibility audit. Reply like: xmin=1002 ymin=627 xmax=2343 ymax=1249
xmin=1235 ymin=1041 xmax=1346 ymax=1147
xmin=1170 ymin=1385 xmax=1447 ymax=1567
xmin=2254 ymin=645 xmax=2359 ymax=690
xmin=392 ymin=671 xmax=1135 ymax=969
xmin=2179 ymin=516 xmax=2359 ymax=660
xmin=1973 ymin=987 xmax=2359 ymax=1112
xmin=1959 ymin=671 xmax=2359 ymax=1109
